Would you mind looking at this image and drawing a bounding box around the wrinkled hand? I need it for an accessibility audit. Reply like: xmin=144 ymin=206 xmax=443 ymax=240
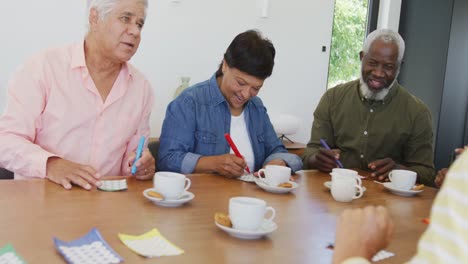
xmin=368 ymin=158 xmax=398 ymax=181
xmin=434 ymin=168 xmax=448 ymax=188
xmin=310 ymin=148 xmax=341 ymax=172
xmin=125 ymin=149 xmax=156 ymax=180
xmin=212 ymin=154 xmax=246 ymax=178
xmin=46 ymin=157 xmax=101 ymax=190
xmin=333 ymin=206 xmax=394 ymax=264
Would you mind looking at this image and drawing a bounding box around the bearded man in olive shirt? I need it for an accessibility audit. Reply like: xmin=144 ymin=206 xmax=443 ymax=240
xmin=302 ymin=28 xmax=435 ymax=185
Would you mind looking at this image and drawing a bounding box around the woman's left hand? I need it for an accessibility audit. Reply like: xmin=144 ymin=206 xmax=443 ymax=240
xmin=264 ymin=159 xmax=287 ymax=167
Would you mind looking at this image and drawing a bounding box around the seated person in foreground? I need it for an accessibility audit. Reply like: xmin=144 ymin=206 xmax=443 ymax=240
xmin=0 ymin=0 xmax=155 ymax=189
xmin=158 ymin=30 xmax=302 ymax=177
xmin=301 ymin=28 xmax=435 ymax=186
xmin=333 ymin=150 xmax=468 ymax=263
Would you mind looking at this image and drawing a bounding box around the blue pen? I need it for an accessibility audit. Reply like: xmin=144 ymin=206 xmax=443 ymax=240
xmin=319 ymin=138 xmax=344 ymax=168
xmin=132 ymin=136 xmax=146 ymax=175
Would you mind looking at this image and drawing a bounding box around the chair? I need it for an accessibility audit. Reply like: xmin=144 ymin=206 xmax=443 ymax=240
xmin=0 ymin=168 xmax=14 ymax=180
xmin=148 ymin=140 xmax=160 ymax=170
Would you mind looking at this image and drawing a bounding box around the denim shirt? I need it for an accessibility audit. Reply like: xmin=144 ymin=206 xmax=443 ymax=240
xmin=158 ymin=73 xmax=302 ymax=174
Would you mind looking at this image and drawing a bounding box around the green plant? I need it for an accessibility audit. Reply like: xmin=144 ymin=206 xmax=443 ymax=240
xmin=327 ymin=0 xmax=368 ymax=88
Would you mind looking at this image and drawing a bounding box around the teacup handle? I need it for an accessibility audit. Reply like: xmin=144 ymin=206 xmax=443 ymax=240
xmin=353 ymin=185 xmax=364 ymax=199
xmin=388 ymin=172 xmax=394 ymax=182
xmin=184 ymin=178 xmax=191 ymax=191
xmin=258 ymin=169 xmax=267 ymax=178
xmin=264 ymin=206 xmax=276 ymax=223
xmin=355 ymin=176 xmax=362 ymax=186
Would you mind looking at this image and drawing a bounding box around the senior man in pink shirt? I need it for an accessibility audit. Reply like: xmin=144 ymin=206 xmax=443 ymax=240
xmin=0 ymin=0 xmax=155 ymax=190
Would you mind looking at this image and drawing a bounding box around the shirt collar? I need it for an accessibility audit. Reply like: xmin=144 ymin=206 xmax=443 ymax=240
xmin=208 ymin=73 xmax=228 ymax=105
xmin=70 ymin=40 xmax=134 ymax=79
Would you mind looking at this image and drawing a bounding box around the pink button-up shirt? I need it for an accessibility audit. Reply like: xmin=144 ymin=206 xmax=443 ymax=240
xmin=0 ymin=42 xmax=154 ymax=179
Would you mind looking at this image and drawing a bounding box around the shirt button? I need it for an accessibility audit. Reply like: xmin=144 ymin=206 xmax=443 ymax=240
xmin=364 ymin=131 xmax=368 ymax=136
xmin=370 ymin=109 xmax=374 ymax=113
xmin=360 ymin=154 xmax=364 ymax=158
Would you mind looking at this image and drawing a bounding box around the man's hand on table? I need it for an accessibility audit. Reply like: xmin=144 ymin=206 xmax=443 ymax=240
xmin=310 ymin=148 xmax=341 ymax=172
xmin=124 ymin=149 xmax=156 ymax=180
xmin=368 ymin=158 xmax=402 ymax=181
xmin=46 ymin=157 xmax=101 ymax=190
xmin=333 ymin=206 xmax=394 ymax=264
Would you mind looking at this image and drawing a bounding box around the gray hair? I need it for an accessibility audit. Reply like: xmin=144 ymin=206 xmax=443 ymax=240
xmin=362 ymin=28 xmax=405 ymax=64
xmin=87 ymin=0 xmax=148 ymax=22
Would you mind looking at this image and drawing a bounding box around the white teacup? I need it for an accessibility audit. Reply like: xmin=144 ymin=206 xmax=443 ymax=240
xmin=388 ymin=170 xmax=417 ymax=190
xmin=330 ymin=168 xmax=362 ymax=186
xmin=332 ymin=168 xmax=358 ymax=177
xmin=229 ymin=197 xmax=276 ymax=231
xmin=153 ymin=171 xmax=191 ymax=200
xmin=258 ymin=165 xmax=291 ymax=186
xmin=331 ymin=175 xmax=363 ymax=202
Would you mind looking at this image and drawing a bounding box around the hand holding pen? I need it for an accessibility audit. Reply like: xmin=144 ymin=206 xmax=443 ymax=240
xmin=128 ymin=136 xmax=156 ymax=180
xmin=132 ymin=136 xmax=146 ymax=175
xmin=309 ymin=139 xmax=343 ymax=172
xmin=224 ymin=133 xmax=251 ymax=173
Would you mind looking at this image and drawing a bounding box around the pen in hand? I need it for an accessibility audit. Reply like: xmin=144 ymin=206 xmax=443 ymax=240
xmin=132 ymin=136 xmax=146 ymax=175
xmin=224 ymin=133 xmax=251 ymax=173
xmin=319 ymin=138 xmax=344 ymax=168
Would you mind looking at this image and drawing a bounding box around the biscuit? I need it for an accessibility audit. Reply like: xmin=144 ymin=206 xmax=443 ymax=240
xmin=214 ymin=212 xmax=232 ymax=228
xmin=412 ymin=184 xmax=425 ymax=191
xmin=277 ymin=182 xmax=293 ymax=188
xmin=147 ymin=190 xmax=164 ymax=199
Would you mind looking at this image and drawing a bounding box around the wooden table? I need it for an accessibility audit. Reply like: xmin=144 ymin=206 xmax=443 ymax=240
xmin=0 ymin=171 xmax=437 ymax=263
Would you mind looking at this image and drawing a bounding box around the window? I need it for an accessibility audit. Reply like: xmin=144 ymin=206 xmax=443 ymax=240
xmin=327 ymin=0 xmax=369 ymax=89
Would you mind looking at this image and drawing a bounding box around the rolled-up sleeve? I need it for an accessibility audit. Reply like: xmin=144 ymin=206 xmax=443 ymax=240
xmin=0 ymin=57 xmax=58 ymax=178
xmin=158 ymin=94 xmax=200 ymax=173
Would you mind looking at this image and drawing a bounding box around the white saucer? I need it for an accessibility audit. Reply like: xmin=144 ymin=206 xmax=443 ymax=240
xmin=143 ymin=189 xmax=195 ymax=207
xmin=382 ymin=182 xmax=423 ymax=197
xmin=254 ymin=179 xmax=298 ymax=194
xmin=324 ymin=181 xmax=367 ymax=193
xmin=238 ymin=174 xmax=256 ymax=182
xmin=215 ymin=219 xmax=278 ymax=240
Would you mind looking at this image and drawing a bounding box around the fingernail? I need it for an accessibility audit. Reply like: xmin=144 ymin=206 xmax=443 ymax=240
xmin=85 ymin=184 xmax=92 ymax=190
xmin=96 ymin=181 xmax=102 ymax=187
xmin=371 ymin=173 xmax=375 ymax=177
xmin=65 ymin=184 xmax=72 ymax=189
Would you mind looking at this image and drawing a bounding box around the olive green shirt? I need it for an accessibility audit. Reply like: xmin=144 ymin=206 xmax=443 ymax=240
xmin=302 ymin=79 xmax=436 ymax=185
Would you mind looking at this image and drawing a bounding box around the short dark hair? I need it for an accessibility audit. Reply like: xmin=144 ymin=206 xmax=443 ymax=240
xmin=216 ymin=30 xmax=276 ymax=80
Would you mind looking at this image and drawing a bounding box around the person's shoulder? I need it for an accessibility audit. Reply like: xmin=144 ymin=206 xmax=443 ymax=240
xmin=41 ymin=43 xmax=75 ymax=63
xmin=17 ymin=44 xmax=74 ymax=73
xmin=396 ymin=84 xmax=430 ymax=112
xmin=173 ymin=79 xmax=211 ymax=105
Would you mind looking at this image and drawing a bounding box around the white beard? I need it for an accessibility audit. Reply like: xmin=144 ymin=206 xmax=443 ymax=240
xmin=359 ymin=76 xmax=397 ymax=101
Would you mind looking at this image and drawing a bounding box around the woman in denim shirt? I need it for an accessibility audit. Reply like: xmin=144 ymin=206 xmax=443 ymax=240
xmin=158 ymin=30 xmax=302 ymax=178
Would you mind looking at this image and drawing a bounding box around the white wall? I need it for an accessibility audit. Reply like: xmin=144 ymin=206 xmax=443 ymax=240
xmin=0 ymin=0 xmax=334 ymax=144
